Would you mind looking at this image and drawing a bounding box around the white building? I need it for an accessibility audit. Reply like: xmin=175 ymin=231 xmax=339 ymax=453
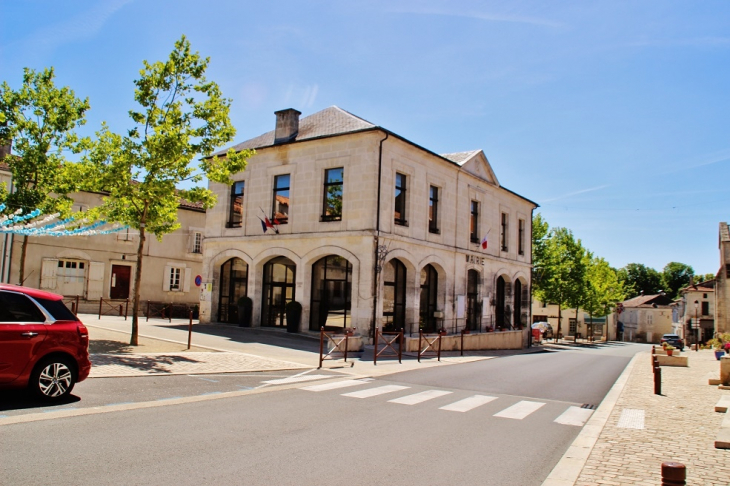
xmin=200 ymin=107 xmax=537 ymax=344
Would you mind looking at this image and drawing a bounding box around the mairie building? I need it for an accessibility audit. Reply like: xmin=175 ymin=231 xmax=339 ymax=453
xmin=200 ymin=107 xmax=537 ymax=346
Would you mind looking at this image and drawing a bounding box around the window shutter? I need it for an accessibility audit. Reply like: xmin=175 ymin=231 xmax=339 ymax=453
xmin=183 ymin=268 xmax=191 ymax=292
xmin=163 ymin=265 xmax=172 ymax=291
xmin=40 ymin=259 xmax=59 ymax=290
xmin=86 ymin=262 xmax=105 ymax=300
xmin=187 ymin=232 xmax=194 ymax=253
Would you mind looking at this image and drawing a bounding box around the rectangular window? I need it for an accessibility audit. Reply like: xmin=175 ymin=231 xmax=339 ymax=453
xmin=470 ymin=201 xmax=479 ymax=243
xmin=272 ymin=174 xmax=290 ymax=224
xmin=429 ymin=185 xmax=439 ymax=234
xmin=702 ymin=301 xmax=709 ymax=316
xmin=169 ymin=267 xmax=182 ymax=291
xmin=192 ymin=232 xmax=202 ymax=254
xmin=501 ymin=212 xmax=509 ymax=252
xmin=227 ymin=181 xmax=245 ymax=228
xmin=322 ymin=168 xmax=343 ymax=221
xmin=394 ymin=173 xmax=407 ymax=225
xmin=518 ymin=219 xmax=525 ymax=255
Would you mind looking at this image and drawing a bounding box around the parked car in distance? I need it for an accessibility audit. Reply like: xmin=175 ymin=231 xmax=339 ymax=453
xmin=660 ymin=333 xmax=684 ymax=351
xmin=0 ymin=284 xmax=91 ymax=400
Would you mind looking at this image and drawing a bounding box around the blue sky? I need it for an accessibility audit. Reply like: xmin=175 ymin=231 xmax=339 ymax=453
xmin=2 ymin=0 xmax=728 ymax=276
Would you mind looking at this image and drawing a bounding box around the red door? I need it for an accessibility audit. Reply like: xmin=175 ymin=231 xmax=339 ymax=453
xmin=0 ymin=290 xmax=48 ymax=383
xmin=110 ymin=265 xmax=131 ymax=300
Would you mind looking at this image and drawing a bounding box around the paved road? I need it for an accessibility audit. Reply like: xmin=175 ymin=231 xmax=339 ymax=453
xmin=0 ymin=341 xmax=646 ymax=485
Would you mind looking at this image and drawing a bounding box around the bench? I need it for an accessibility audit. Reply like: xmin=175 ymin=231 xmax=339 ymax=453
xmin=715 ymin=395 xmax=730 ymax=413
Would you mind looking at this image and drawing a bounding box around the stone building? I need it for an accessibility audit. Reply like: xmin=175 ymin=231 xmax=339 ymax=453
xmin=0 ymin=156 xmax=204 ymax=311
xmin=200 ymin=106 xmax=537 ymax=344
xmin=716 ymin=222 xmax=730 ymax=335
xmin=679 ymin=279 xmax=715 ymax=346
xmin=617 ymin=293 xmax=674 ymax=343
xmin=531 ymin=300 xmax=610 ymax=340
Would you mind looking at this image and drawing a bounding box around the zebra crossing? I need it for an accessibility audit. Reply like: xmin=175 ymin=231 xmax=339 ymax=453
xmin=299 ymin=378 xmax=594 ymax=426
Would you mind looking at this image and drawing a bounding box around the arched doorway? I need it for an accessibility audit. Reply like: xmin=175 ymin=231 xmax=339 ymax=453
xmin=310 ymin=255 xmax=352 ymax=331
xmin=261 ymin=257 xmax=296 ymax=328
xmin=513 ymin=279 xmax=523 ymax=329
xmin=420 ymin=264 xmax=439 ymax=332
xmin=218 ymin=258 xmax=248 ymax=323
xmin=496 ymin=276 xmax=506 ymax=329
xmin=466 ymin=270 xmax=480 ymax=331
xmin=383 ymin=259 xmax=406 ymax=332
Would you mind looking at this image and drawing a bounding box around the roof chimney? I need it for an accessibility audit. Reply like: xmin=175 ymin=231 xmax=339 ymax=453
xmin=274 ymin=108 xmax=301 ymax=144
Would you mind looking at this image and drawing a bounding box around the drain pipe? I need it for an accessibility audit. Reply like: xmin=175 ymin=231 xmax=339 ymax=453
xmin=371 ymin=131 xmax=389 ymax=341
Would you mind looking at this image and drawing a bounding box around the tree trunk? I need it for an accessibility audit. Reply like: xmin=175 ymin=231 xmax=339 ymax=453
xmin=18 ymin=235 xmax=28 ymax=285
xmin=575 ymin=307 xmax=580 ymax=343
xmin=130 ymin=219 xmax=147 ymax=346
xmin=556 ymin=305 xmax=562 ymax=342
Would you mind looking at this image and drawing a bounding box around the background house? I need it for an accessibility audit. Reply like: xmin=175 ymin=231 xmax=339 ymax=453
xmin=617 ymin=293 xmax=674 ymax=343
xmin=679 ymin=279 xmax=715 ymax=346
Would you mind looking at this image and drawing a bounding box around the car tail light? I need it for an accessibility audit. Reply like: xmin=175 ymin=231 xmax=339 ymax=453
xmin=77 ymin=323 xmax=89 ymax=341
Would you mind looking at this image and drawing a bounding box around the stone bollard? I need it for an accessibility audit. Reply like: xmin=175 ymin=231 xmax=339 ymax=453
xmin=721 ymin=356 xmax=730 ymax=386
xmin=661 ymin=462 xmax=685 ymax=485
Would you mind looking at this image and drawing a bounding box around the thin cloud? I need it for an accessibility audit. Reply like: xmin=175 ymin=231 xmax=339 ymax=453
xmin=541 ymin=184 xmax=610 ymax=203
xmin=388 ymin=6 xmax=564 ymax=28
xmin=6 ymin=0 xmax=134 ymax=55
xmin=666 ymin=148 xmax=730 ymax=174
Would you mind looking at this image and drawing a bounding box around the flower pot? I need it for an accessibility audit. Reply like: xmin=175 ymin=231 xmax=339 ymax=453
xmin=666 ymin=349 xmax=673 ymax=356
xmin=715 ymin=350 xmax=725 ymax=360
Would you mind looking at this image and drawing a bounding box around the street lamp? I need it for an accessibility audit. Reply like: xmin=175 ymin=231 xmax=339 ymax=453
xmin=694 ymin=300 xmax=699 ymax=352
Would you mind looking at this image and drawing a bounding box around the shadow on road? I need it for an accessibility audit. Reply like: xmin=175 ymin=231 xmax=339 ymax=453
xmin=90 ymin=354 xmax=201 ymax=373
xmin=0 ymin=389 xmax=81 ymax=412
xmin=164 ymin=323 xmax=322 ymax=353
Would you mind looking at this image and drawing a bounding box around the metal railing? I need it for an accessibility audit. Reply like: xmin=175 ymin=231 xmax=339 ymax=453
xmin=318 ymin=327 xmax=356 ymax=369
xmin=374 ymin=327 xmax=403 ymax=365
xmin=417 ymin=329 xmax=446 ymax=362
xmin=98 ymin=298 xmax=129 ymax=319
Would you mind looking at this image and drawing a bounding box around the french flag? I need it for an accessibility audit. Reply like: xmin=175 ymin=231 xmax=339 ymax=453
xmin=481 ymin=233 xmax=488 ymax=250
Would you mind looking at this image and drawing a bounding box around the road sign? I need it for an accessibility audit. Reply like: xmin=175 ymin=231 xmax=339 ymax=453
xmin=691 ymin=318 xmax=699 ymax=329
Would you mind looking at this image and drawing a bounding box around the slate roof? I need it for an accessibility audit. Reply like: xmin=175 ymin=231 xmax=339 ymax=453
xmin=440 ymin=150 xmax=481 ymax=165
xmin=214 ymin=106 xmax=376 ymax=155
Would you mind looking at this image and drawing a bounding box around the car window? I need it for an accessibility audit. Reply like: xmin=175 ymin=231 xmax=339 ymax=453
xmin=35 ymin=298 xmax=77 ymax=321
xmin=0 ymin=291 xmax=46 ymax=322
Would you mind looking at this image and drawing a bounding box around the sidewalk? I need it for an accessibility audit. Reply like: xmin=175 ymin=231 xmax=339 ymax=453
xmin=545 ymin=348 xmax=729 ymax=485
xmin=84 ymin=314 xmax=517 ymax=378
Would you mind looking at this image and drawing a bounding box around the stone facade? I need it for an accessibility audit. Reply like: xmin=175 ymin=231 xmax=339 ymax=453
xmin=679 ymin=280 xmax=715 ymax=345
xmin=617 ymin=294 xmax=674 ymax=343
xmin=200 ymin=106 xmax=537 ymax=343
xmin=0 ymin=182 xmax=205 ymax=311
xmin=716 ymin=222 xmax=730 ymax=334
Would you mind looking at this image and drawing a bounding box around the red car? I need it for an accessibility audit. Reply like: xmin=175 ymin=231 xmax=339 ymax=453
xmin=0 ymin=284 xmax=91 ymax=399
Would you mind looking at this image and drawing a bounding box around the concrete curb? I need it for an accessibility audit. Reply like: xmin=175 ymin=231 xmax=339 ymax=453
xmin=541 ymin=350 xmax=642 ymax=486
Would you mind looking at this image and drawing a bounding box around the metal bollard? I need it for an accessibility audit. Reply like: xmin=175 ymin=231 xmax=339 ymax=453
xmin=661 ymin=462 xmax=685 ymax=485
xmin=654 ymin=366 xmax=661 ymax=395
xmin=187 ymin=310 xmax=193 ymax=350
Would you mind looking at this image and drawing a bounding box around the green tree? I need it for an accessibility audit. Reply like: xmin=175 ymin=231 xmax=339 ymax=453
xmin=661 ymin=262 xmax=694 ymax=299
xmin=83 ymin=36 xmax=252 ymax=345
xmin=533 ymin=226 xmax=587 ymax=341
xmin=0 ymin=67 xmax=90 ymax=283
xmin=617 ymin=263 xmax=662 ymax=298
xmin=583 ymin=256 xmax=625 ymax=340
xmin=696 ymin=272 xmax=715 ymax=283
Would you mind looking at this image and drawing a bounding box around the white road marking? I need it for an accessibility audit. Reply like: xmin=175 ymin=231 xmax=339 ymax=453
xmin=493 ymin=400 xmax=545 ymax=419
xmin=554 ymin=406 xmax=594 ymax=426
xmin=617 ymin=408 xmax=645 ymax=429
xmin=439 ymin=395 xmax=498 ymax=412
xmin=389 ymin=390 xmax=452 ymax=405
xmin=262 ymin=374 xmax=332 ymax=385
xmin=301 ymin=379 xmax=371 ymax=392
xmin=342 ymin=385 xmax=410 ymax=398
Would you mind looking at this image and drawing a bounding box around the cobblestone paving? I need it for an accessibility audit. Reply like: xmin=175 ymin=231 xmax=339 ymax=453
xmin=90 ymin=352 xmax=309 ymax=377
xmin=575 ymin=350 xmax=730 ymax=485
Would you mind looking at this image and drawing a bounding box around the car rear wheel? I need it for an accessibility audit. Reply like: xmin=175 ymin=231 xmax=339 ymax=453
xmin=30 ymin=357 xmax=76 ymax=400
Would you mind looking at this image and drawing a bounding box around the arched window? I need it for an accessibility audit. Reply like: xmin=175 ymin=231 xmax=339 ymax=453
xmin=467 ymin=270 xmax=481 ymax=331
xmin=310 ymin=255 xmax=352 ymax=331
xmin=496 ymin=276 xmax=506 ymax=329
xmin=513 ymin=279 xmax=524 ymax=328
xmin=261 ymin=257 xmax=296 ymax=328
xmin=218 ymin=258 xmax=248 ymax=323
xmin=383 ymin=259 xmax=406 ymax=332
xmin=420 ymin=264 xmax=439 ymax=332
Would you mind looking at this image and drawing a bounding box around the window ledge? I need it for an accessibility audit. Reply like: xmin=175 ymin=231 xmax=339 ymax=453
xmin=429 ymin=228 xmax=440 ymax=235
xmin=320 ymin=216 xmax=342 ymax=222
xmin=395 ymin=219 xmax=408 ymax=227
